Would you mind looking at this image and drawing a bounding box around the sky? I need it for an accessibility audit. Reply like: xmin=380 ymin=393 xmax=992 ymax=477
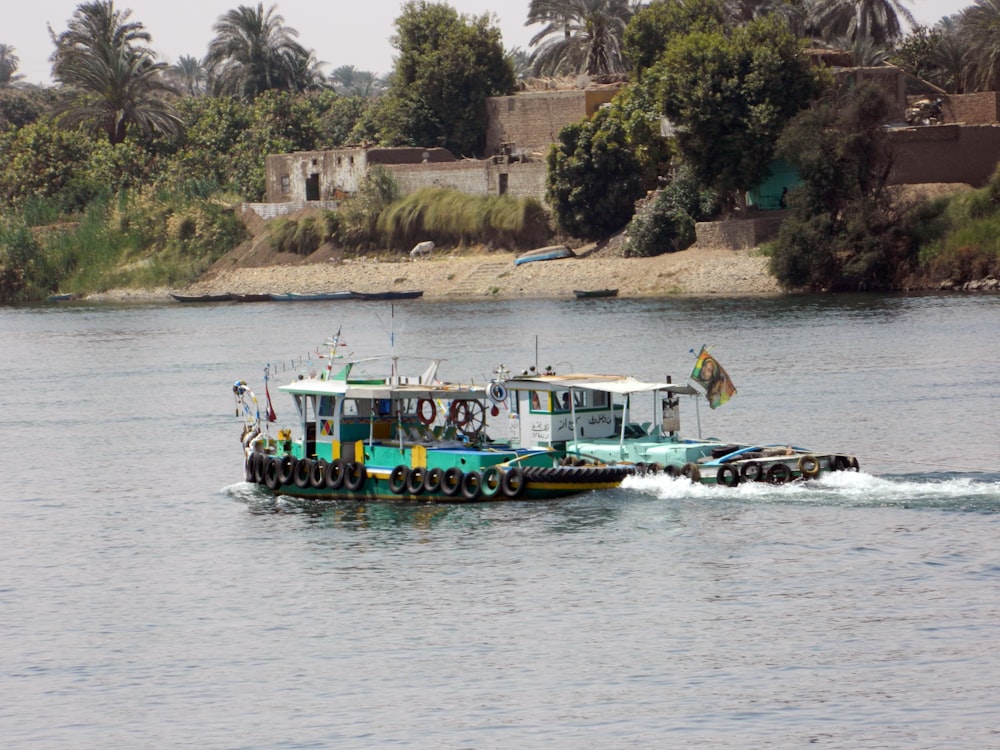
xmin=7 ymin=0 xmax=976 ymax=87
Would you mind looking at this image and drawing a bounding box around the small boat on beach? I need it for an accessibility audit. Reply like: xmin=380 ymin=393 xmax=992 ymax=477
xmin=233 ymin=334 xmax=630 ymax=503
xmin=231 ymin=293 xmax=271 ymax=303
xmin=268 ymin=290 xmax=356 ymax=302
xmin=353 ymin=290 xmax=424 ymax=301
xmin=514 ymin=245 xmax=575 ymax=266
xmin=170 ymin=292 xmax=234 ymax=303
xmin=573 ymin=288 xmax=618 ymax=299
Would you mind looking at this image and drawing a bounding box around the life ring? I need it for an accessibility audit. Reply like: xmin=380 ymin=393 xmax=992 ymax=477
xmin=716 ymin=464 xmax=740 ymax=487
xmin=681 ymin=462 xmax=702 ymax=483
xmin=406 ymin=466 xmax=426 ymax=495
xmin=460 ymin=470 xmax=483 ymax=501
xmin=488 ymin=382 xmax=508 ymax=404
xmin=424 ymin=467 xmax=444 ymax=494
xmin=389 ymin=465 xmax=409 ymax=494
xmin=310 ymin=459 xmax=327 ymax=489
xmin=263 ymin=457 xmax=281 ymax=490
xmin=441 ymin=467 xmax=463 ymax=496
xmin=325 ymin=458 xmax=345 ymax=489
xmin=293 ymin=458 xmax=313 ymax=488
xmin=417 ymin=399 xmax=436 ymax=425
xmin=277 ymin=454 xmax=296 ymax=485
xmin=797 ymin=454 xmax=820 ymax=478
xmin=767 ymin=462 xmax=792 ymax=484
xmin=740 ymin=461 xmax=764 ymax=482
xmin=480 ymin=466 xmax=502 ymax=499
xmin=500 ymin=466 xmax=526 ymax=499
xmin=344 ymin=461 xmax=367 ymax=492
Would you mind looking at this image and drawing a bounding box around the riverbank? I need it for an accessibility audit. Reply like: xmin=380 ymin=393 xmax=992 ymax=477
xmin=89 ymin=243 xmax=783 ymax=302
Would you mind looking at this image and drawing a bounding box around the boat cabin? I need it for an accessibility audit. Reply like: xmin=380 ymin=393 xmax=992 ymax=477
xmin=502 ymin=374 xmax=697 ymax=449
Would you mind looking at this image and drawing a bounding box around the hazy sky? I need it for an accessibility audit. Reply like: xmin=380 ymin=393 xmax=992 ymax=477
xmin=7 ymin=0 xmax=974 ymax=86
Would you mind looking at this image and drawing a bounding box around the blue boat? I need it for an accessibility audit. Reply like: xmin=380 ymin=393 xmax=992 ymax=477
xmin=268 ymin=291 xmax=357 ymax=302
xmin=514 ymin=245 xmax=575 ymax=266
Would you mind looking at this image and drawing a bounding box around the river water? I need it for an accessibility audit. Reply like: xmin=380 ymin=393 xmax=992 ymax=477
xmin=2 ymin=294 xmax=999 ymax=748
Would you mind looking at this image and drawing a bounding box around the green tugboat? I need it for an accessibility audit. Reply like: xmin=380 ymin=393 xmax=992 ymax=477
xmin=233 ymin=333 xmax=630 ymax=502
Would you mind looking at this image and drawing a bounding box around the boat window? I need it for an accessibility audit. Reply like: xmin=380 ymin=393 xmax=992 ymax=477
xmin=554 ymin=390 xmax=571 ymax=412
xmin=318 ymin=395 xmax=336 ymax=417
xmin=573 ymin=390 xmax=587 ymax=407
xmin=529 ymin=390 xmax=549 ymax=412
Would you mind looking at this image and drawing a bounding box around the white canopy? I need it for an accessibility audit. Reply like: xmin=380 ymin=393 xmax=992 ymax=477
xmin=507 ymin=373 xmax=697 ymax=396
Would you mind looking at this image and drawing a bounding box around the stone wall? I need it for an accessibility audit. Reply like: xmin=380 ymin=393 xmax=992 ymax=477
xmin=694 ymin=215 xmax=786 ymax=249
xmin=941 ymin=92 xmax=1000 ymax=125
xmin=485 ymin=87 xmax=620 ymax=156
xmin=887 ymin=124 xmax=1000 ymax=186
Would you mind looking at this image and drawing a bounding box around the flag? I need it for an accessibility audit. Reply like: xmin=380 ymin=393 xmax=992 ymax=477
xmin=690 ymin=346 xmax=737 ymax=409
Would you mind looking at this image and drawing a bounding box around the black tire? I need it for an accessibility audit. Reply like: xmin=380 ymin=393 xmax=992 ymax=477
xmin=252 ymin=452 xmax=266 ymax=484
xmin=797 ymin=454 xmax=820 ymax=478
xmin=442 ymin=467 xmax=463 ymax=497
xmin=500 ymin=467 xmax=526 ymax=499
xmin=648 ymin=462 xmax=663 ymax=475
xmin=389 ymin=465 xmax=409 ymax=494
xmin=310 ymin=459 xmax=327 ymax=489
xmin=481 ymin=466 xmax=502 ymax=499
xmin=741 ymin=461 xmax=764 ymax=482
xmin=663 ymin=464 xmax=679 ymax=477
xmin=406 ymin=466 xmax=426 ymax=495
xmin=849 ymin=456 xmax=860 ymax=472
xmin=325 ymin=458 xmax=345 ymax=489
xmin=263 ymin=457 xmax=281 ymax=490
xmin=716 ymin=464 xmax=740 ymax=487
xmin=344 ymin=462 xmax=367 ymax=492
xmin=424 ymin=467 xmax=444 ymax=494
xmin=245 ymin=454 xmax=255 ymax=482
xmin=460 ymin=470 xmax=482 ymax=501
xmin=767 ymin=462 xmax=792 ymax=484
xmin=277 ymin=454 xmax=296 ymax=485
xmin=832 ymin=455 xmax=850 ymax=472
xmin=294 ymin=458 xmax=313 ymax=488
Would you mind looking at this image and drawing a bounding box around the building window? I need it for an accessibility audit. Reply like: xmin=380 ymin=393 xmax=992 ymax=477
xmin=280 ymin=175 xmax=290 ymax=194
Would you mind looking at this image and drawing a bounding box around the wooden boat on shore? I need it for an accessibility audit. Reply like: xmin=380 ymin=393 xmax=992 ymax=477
xmin=514 ymin=245 xmax=575 ymax=266
xmin=353 ymin=290 xmax=424 ymax=301
xmin=231 ymin=293 xmax=271 ymax=303
xmin=268 ymin=291 xmax=356 ymax=302
xmin=573 ymin=288 xmax=618 ymax=299
xmin=234 ymin=335 xmax=630 ymax=503
xmin=170 ymin=292 xmax=234 ymax=303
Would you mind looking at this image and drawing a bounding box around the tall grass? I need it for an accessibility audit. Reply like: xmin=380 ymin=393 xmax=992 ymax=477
xmin=377 ymin=188 xmax=550 ymax=250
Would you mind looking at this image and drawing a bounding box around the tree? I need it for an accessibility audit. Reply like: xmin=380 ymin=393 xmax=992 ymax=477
xmin=807 ymin=0 xmax=916 ymax=47
xmin=960 ymin=0 xmax=1000 ymax=92
xmin=168 ymin=55 xmax=207 ymax=97
xmin=205 ymin=3 xmax=318 ymax=99
xmin=0 ymin=44 xmax=24 ymax=87
xmin=546 ymin=105 xmax=645 ymax=239
xmin=770 ymin=81 xmax=910 ymax=291
xmin=380 ymin=1 xmax=515 ymax=157
xmin=526 ymin=0 xmax=633 ymax=76
xmin=623 ymin=0 xmax=726 ymax=78
xmin=49 ymin=1 xmax=181 ymax=145
xmin=652 ymin=15 xmax=822 ymax=211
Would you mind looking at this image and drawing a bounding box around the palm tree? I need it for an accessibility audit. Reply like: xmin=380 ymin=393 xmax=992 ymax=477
xmin=806 ymin=0 xmax=915 ymax=46
xmin=0 ymin=44 xmax=25 ymax=87
xmin=961 ymin=0 xmax=1000 ymax=91
xmin=526 ymin=0 xmax=634 ymax=77
xmin=49 ymin=1 xmax=181 ymax=144
xmin=205 ymin=3 xmax=316 ymax=98
xmin=329 ymin=65 xmax=384 ymax=97
xmin=168 ymin=55 xmax=207 ymax=96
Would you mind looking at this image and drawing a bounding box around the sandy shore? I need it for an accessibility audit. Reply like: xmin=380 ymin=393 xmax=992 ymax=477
xmin=91 ymin=244 xmax=782 ymax=302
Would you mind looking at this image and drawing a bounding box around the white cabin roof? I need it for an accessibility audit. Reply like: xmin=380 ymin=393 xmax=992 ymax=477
xmin=506 ymin=373 xmax=697 ymax=396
